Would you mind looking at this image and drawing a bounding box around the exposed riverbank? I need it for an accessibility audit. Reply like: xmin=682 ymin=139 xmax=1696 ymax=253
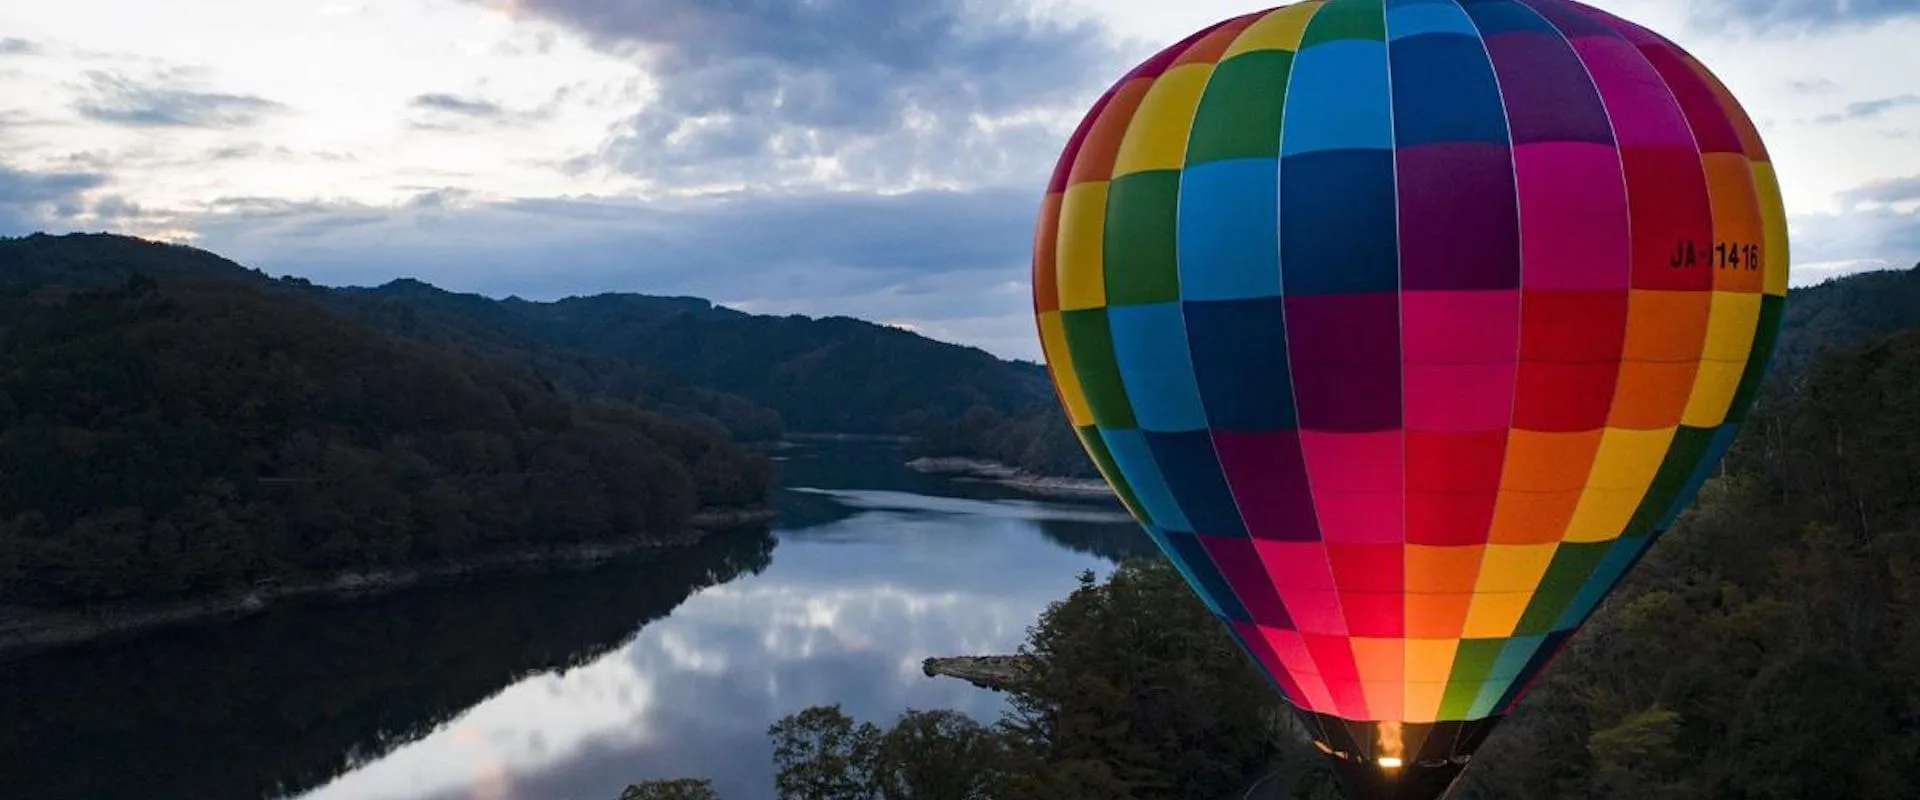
xmin=0 ymin=505 xmax=776 ymax=662
xmin=905 ymin=457 xmax=1115 ymax=500
xmin=921 ymin=654 xmax=1034 ymax=692
xmin=786 ymin=432 xmax=917 ymax=444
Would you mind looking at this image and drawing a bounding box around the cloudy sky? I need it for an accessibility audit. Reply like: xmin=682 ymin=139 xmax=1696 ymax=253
xmin=2 ymin=0 xmax=1916 ymax=361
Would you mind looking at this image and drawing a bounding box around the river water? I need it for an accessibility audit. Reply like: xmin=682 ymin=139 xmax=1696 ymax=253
xmin=0 ymin=441 xmax=1151 ymax=800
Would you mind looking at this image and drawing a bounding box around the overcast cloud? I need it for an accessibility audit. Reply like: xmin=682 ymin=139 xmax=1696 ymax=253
xmin=1 ymin=0 xmax=1918 ymax=360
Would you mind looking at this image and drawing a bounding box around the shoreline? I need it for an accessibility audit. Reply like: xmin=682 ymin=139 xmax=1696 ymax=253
xmin=904 ymin=456 xmax=1115 ymax=500
xmin=921 ymin=654 xmax=1033 ymax=692
xmin=0 ymin=505 xmax=776 ymax=662
xmin=784 ymin=432 xmax=916 ymax=444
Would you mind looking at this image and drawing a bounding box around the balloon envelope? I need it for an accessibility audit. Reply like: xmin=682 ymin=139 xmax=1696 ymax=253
xmin=1031 ymin=1 xmax=1786 ymax=797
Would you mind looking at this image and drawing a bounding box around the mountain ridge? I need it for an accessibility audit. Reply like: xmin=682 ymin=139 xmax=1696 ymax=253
xmin=0 ymin=232 xmax=1056 ymax=442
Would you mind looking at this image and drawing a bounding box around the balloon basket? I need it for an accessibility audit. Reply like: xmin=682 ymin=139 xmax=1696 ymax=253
xmin=1292 ymin=708 xmax=1502 ymax=800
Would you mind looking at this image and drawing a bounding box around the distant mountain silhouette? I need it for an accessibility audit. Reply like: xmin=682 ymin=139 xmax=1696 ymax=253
xmin=338 ymin=280 xmax=1055 ymax=436
xmin=0 ymin=233 xmax=1060 ymax=443
xmin=1768 ymin=264 xmax=1920 ymax=383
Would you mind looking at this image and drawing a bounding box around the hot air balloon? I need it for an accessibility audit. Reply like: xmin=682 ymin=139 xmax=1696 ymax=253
xmin=1030 ymin=1 xmax=1786 ymax=798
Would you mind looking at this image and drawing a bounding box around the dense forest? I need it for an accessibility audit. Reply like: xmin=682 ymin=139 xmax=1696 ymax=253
xmin=1452 ymin=318 xmax=1920 ymax=800
xmin=0 ymin=234 xmax=788 ymax=442
xmin=623 ymin=266 xmax=1920 ymax=798
xmin=0 ymin=236 xmax=775 ymax=608
xmin=477 ymin=294 xmax=1056 ymax=434
xmin=0 ymin=231 xmax=1096 ymax=610
xmin=913 ymin=404 xmax=1098 ymax=478
xmin=323 ymin=264 xmax=1055 ymax=436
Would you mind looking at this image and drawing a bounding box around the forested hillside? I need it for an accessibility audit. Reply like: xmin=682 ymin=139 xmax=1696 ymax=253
xmin=914 ymin=405 xmax=1099 ymax=478
xmin=0 ymin=238 xmax=774 ymax=608
xmin=1767 ymin=265 xmax=1920 ymax=380
xmin=341 ymin=280 xmax=1055 ymax=435
xmin=1453 ymin=321 xmax=1920 ymax=799
xmin=0 ymin=234 xmax=788 ymax=443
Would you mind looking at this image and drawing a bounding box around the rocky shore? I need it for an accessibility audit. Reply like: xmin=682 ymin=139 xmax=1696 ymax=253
xmin=904 ymin=457 xmax=1115 ymax=500
xmin=0 ymin=505 xmax=776 ymax=662
xmin=785 ymin=432 xmax=916 ymax=444
xmin=921 ymin=654 xmax=1036 ymax=692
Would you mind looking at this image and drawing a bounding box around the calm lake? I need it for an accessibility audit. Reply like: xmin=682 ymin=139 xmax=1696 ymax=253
xmin=0 ymin=440 xmax=1152 ymax=800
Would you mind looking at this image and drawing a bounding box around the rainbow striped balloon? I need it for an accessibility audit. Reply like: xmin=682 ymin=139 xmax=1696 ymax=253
xmin=1030 ymin=1 xmax=1786 ymax=797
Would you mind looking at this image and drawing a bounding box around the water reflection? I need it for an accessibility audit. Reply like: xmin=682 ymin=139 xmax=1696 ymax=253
xmin=0 ymin=529 xmax=776 ymax=800
xmin=299 ymin=480 xmax=1142 ymax=800
xmin=0 ymin=442 xmax=1151 ymax=800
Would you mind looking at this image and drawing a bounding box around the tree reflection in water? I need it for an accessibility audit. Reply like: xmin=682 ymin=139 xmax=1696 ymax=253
xmin=0 ymin=527 xmax=776 ymax=800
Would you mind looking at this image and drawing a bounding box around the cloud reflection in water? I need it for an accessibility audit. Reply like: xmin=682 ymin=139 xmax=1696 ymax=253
xmin=296 ymin=483 xmax=1139 ymax=800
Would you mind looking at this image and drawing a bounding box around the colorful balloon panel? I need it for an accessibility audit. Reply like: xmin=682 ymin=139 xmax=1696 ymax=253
xmin=1031 ymin=0 xmax=1786 ymax=780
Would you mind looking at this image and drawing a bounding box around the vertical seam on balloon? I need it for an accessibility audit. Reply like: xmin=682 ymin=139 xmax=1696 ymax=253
xmin=1497 ymin=0 xmax=1631 ymax=709
xmin=1378 ymin=0 xmax=1411 ymax=731
xmin=1612 ymin=20 xmax=1761 ymax=542
xmin=1270 ymin=4 xmax=1344 ymax=743
xmin=1666 ymin=46 xmax=1765 ymax=431
xmin=1509 ymin=0 xmax=1634 ymax=559
xmin=1206 ymin=3 xmax=1343 ymax=743
xmin=1288 ymin=0 xmax=1359 ymax=721
xmin=1267 ymin=0 xmax=1347 ymax=736
xmin=1037 ymin=80 xmax=1124 ymax=454
xmin=1162 ymin=11 xmax=1275 ymax=654
xmin=1583 ymin=10 xmax=1721 ymax=373
xmin=1177 ymin=6 xmax=1309 ymax=714
xmin=1040 ymin=80 xmax=1120 ymax=318
xmin=1451 ymin=0 xmax=1531 ymax=723
xmin=1056 ymin=115 xmax=1118 ymax=431
xmin=1035 ymin=190 xmax=1068 ymax=434
xmin=1539 ymin=0 xmax=1714 ymax=648
xmin=1084 ymin=16 xmax=1232 ymax=441
xmin=1645 ymin=41 xmax=1742 ymax=431
xmin=1678 ymin=49 xmax=1787 ymax=406
xmin=1109 ymin=12 xmax=1269 ymax=626
xmin=1584 ymin=3 xmax=1719 ymax=537
xmin=1060 ymin=31 xmax=1202 ymax=526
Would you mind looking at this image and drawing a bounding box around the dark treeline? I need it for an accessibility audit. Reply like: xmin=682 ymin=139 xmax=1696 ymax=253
xmin=626 ymin=268 xmax=1920 ymax=799
xmin=0 ymin=234 xmax=790 ymax=443
xmin=316 ymin=264 xmax=1056 ymax=437
xmin=321 ymin=279 xmax=790 ymax=442
xmin=914 ymin=404 xmax=1098 ymax=478
xmin=1765 ymin=265 xmax=1920 ymax=380
xmin=502 ymin=301 xmax=1057 ymax=435
xmin=0 ymin=238 xmax=775 ymax=608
